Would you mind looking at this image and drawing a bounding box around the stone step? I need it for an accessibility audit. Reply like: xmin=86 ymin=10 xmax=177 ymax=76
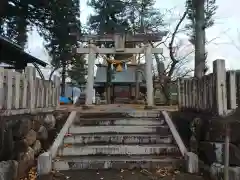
xmin=57 ymin=144 xmax=179 ymax=156
xmin=74 ymin=118 xmax=165 ymax=126
xmin=63 ymin=134 xmax=173 ymax=145
xmin=53 ymin=155 xmax=184 ymax=170
xmin=79 ymin=111 xmax=160 ymax=119
xmin=68 ymin=125 xmax=170 ymax=135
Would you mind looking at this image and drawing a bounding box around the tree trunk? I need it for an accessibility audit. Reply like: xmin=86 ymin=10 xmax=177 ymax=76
xmin=194 ymin=0 xmax=206 ymax=78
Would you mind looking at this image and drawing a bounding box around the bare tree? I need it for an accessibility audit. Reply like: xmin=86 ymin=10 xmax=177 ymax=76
xmin=150 ymin=6 xmax=226 ymax=104
xmin=149 ymin=9 xmax=190 ymax=104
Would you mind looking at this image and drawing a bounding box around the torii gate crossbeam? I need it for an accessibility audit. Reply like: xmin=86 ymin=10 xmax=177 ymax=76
xmin=75 ymin=33 xmax=166 ymax=108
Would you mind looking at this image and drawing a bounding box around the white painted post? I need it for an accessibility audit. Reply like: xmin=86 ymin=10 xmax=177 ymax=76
xmin=202 ymin=77 xmax=206 ymax=110
xmin=37 ymin=152 xmax=52 ymax=175
xmin=177 ymin=78 xmax=181 ymax=109
xmin=22 ymin=74 xmax=28 ymax=109
xmin=0 ymin=67 xmax=4 ymax=109
xmin=53 ymin=75 xmax=61 ymax=107
xmin=188 ymin=80 xmax=192 ymax=108
xmin=145 ymin=44 xmax=154 ymax=107
xmin=36 ymin=78 xmax=40 ymax=108
xmin=40 ymin=80 xmax=44 ymax=108
xmin=49 ymin=81 xmax=52 ymax=107
xmin=198 ymin=77 xmax=203 ymax=110
xmin=209 ymin=74 xmax=213 ymax=109
xmin=192 ymin=79 xmax=197 ymax=109
xmin=85 ymin=45 xmax=95 ymax=106
xmin=186 ymin=152 xmax=199 ymax=173
xmin=213 ymin=59 xmax=227 ymax=116
xmin=177 ymin=78 xmax=185 ymax=109
xmin=25 ymin=66 xmax=36 ymax=110
xmin=228 ymin=71 xmax=237 ymax=110
xmin=196 ymin=79 xmax=200 ymax=110
xmin=14 ymin=72 xmax=20 ymax=109
xmin=51 ymin=81 xmax=55 ymax=107
xmin=45 ymin=81 xmax=49 ymax=108
xmin=6 ymin=70 xmax=13 ymax=109
xmin=185 ymin=80 xmax=189 ymax=108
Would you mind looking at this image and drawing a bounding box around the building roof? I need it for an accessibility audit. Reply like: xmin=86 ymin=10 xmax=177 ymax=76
xmin=0 ymin=35 xmax=48 ymax=69
xmin=94 ymin=64 xmax=146 ymax=83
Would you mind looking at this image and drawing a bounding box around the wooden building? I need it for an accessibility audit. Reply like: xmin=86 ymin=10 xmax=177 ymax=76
xmin=94 ymin=63 xmax=146 ymax=103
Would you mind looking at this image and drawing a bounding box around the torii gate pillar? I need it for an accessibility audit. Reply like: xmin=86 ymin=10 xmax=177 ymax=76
xmin=145 ymin=44 xmax=154 ymax=107
xmin=85 ymin=45 xmax=95 ymax=106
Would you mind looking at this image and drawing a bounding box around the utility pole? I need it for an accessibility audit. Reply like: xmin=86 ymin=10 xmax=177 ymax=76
xmin=194 ymin=0 xmax=206 ymax=78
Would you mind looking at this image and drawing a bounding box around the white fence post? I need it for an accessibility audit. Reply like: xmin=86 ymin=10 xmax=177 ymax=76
xmin=6 ymin=70 xmax=13 ymax=109
xmin=0 ymin=67 xmax=4 ymax=110
xmin=14 ymin=72 xmax=21 ymax=109
xmin=53 ymin=75 xmax=60 ymax=107
xmin=185 ymin=80 xmax=189 ymax=108
xmin=228 ymin=71 xmax=237 ymax=110
xmin=178 ymin=78 xmax=185 ymax=109
xmin=25 ymin=66 xmax=36 ymax=110
xmin=213 ymin=59 xmax=227 ymax=116
xmin=192 ymin=78 xmax=197 ymax=109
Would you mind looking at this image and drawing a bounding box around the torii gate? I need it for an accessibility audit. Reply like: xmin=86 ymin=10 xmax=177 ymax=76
xmin=75 ymin=32 xmax=167 ymax=107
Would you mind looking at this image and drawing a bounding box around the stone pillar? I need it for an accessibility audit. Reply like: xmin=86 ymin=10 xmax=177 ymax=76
xmin=213 ymin=59 xmax=227 ymax=116
xmin=132 ymin=54 xmax=137 ymax=64
xmin=228 ymin=71 xmax=237 ymax=110
xmin=85 ymin=45 xmax=95 ymax=106
xmin=145 ymin=45 xmax=154 ymax=107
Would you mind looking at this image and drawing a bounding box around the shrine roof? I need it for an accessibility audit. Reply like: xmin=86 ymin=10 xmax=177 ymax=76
xmin=94 ymin=64 xmax=146 ymax=83
xmin=0 ymin=35 xmax=47 ymax=69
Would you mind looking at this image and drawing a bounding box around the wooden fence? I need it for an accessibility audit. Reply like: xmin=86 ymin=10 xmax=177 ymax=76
xmin=0 ymin=66 xmax=60 ymax=116
xmin=178 ymin=59 xmax=237 ymax=116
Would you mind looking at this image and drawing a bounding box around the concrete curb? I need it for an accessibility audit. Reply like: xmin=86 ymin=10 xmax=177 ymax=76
xmin=162 ymin=111 xmax=199 ymax=174
xmin=37 ymin=111 xmax=77 ymax=176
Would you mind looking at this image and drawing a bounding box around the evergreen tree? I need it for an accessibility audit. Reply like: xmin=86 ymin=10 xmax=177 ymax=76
xmin=68 ymin=56 xmax=87 ymax=87
xmin=88 ymin=0 xmax=129 ymax=34
xmin=42 ymin=0 xmax=81 ymax=96
xmin=0 ymin=0 xmax=86 ymax=94
xmin=0 ymin=0 xmax=49 ymax=47
xmin=186 ymin=0 xmax=217 ymax=44
xmin=126 ymin=0 xmax=164 ymax=34
xmin=185 ymin=0 xmax=217 ymax=76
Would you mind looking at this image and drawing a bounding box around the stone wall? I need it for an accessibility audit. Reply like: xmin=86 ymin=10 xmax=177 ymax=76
xmin=0 ymin=111 xmax=69 ymax=180
xmin=170 ymin=109 xmax=240 ymax=179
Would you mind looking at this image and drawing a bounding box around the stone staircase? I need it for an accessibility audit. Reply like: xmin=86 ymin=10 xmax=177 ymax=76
xmin=53 ymin=111 xmax=184 ymax=172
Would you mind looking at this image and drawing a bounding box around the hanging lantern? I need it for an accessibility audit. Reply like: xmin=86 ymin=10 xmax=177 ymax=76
xmin=116 ymin=64 xmax=123 ymax=72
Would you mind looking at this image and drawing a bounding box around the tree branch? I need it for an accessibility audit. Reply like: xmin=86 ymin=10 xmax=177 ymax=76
xmin=168 ymin=9 xmax=188 ymax=77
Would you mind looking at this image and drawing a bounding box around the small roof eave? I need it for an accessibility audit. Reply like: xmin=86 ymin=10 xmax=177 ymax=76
xmin=0 ymin=35 xmax=48 ymax=68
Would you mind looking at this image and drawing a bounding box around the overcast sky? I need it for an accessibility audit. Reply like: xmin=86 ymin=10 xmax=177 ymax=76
xmin=27 ymin=0 xmax=240 ymax=78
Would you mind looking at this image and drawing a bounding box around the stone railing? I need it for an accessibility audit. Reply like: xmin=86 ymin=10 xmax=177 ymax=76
xmin=178 ymin=59 xmax=237 ymax=116
xmin=0 ymin=66 xmax=60 ymax=116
